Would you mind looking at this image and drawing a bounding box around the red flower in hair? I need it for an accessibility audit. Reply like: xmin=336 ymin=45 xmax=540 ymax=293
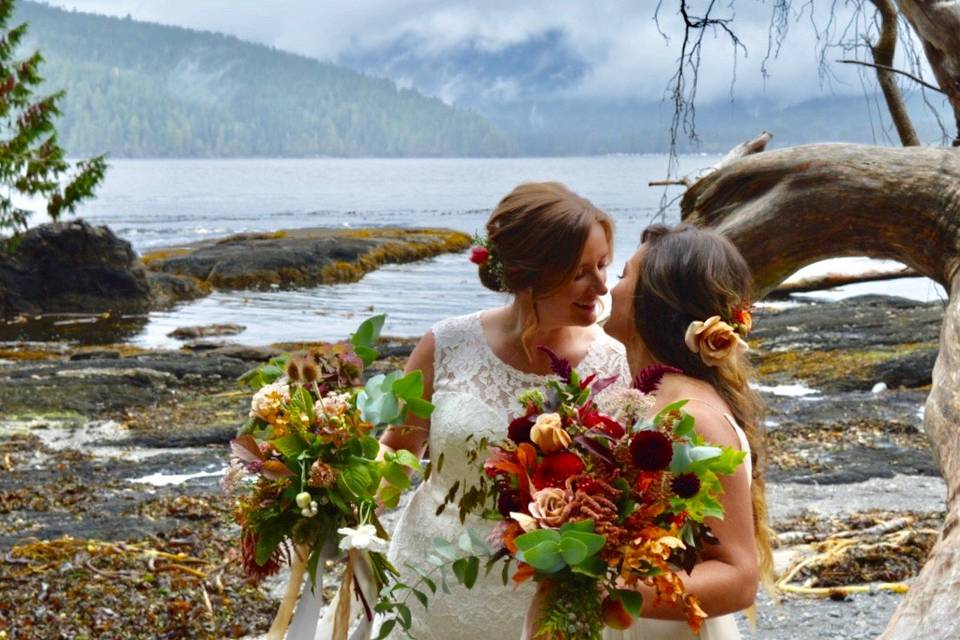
xmin=533 ymin=451 xmax=584 ymax=489
xmin=469 ymin=245 xmax=490 ymax=265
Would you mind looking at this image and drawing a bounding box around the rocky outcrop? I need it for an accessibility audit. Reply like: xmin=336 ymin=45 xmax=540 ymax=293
xmin=142 ymin=227 xmax=472 ymax=290
xmin=0 ymin=220 xmax=151 ymax=319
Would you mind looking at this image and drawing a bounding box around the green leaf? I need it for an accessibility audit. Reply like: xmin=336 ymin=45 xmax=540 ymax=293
xmin=404 ymin=397 xmax=435 ymax=419
xmin=374 ymin=619 xmax=396 ymax=639
xmin=464 ymin=556 xmax=480 ymax=589
xmin=382 ymin=461 xmax=410 ymax=489
xmin=654 ymin=399 xmax=689 ymax=425
xmin=570 ymin=554 xmax=606 ymax=578
xmin=616 ymin=589 xmax=644 ymax=617
xmin=467 ymin=528 xmax=491 ymax=555
xmin=452 ymin=557 xmax=468 ymax=584
xmin=458 ymin=532 xmax=474 ymax=553
xmin=351 ymin=315 xmax=386 ymax=352
xmin=561 ymin=530 xmax=606 ymax=558
xmin=433 ymin=537 xmax=458 ymax=561
xmin=519 ymin=540 xmax=566 ymax=574
xmin=271 ymin=432 xmax=307 ymax=460
xmin=254 ymin=520 xmax=286 ymax=566
xmin=412 ymin=589 xmax=428 ymax=609
xmin=395 ymin=449 xmax=421 ymax=470
xmin=354 ymin=345 xmax=379 ymax=367
xmin=361 ymin=435 xmax=381 ymax=460
xmin=514 ymin=528 xmax=562 ymax=551
xmin=392 ymin=370 xmax=424 ymax=400
xmin=379 ymin=484 xmax=402 ymax=509
xmin=558 ymin=536 xmax=589 ymax=566
xmin=674 ymin=413 xmax=696 ymax=438
xmin=669 ymin=442 xmax=693 ymax=474
xmin=559 ymin=519 xmax=595 ymax=534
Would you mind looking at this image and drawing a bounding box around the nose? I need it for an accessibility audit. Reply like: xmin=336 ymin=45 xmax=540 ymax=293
xmin=592 ymin=269 xmax=608 ymax=295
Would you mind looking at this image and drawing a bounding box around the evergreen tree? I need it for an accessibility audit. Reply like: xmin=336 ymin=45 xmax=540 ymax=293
xmin=0 ymin=0 xmax=105 ymax=241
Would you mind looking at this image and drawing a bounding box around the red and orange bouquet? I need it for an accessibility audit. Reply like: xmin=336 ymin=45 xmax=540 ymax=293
xmin=444 ymin=348 xmax=746 ymax=639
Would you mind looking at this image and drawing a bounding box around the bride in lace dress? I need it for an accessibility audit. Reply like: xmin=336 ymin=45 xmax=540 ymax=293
xmin=526 ymin=223 xmax=774 ymax=640
xmin=377 ymin=182 xmax=629 ymax=639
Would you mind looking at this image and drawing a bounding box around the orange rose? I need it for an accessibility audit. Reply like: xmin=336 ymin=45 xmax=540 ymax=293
xmin=528 ymin=487 xmax=568 ymax=528
xmin=684 ymin=316 xmax=748 ymax=367
xmin=530 ymin=413 xmax=571 ymax=453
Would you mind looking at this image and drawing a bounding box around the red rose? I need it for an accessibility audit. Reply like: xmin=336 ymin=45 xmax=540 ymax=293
xmin=469 ymin=245 xmax=490 ymax=265
xmin=532 ymin=451 xmax=584 ymax=489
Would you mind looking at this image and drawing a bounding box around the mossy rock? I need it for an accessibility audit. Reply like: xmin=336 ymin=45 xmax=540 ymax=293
xmin=142 ymin=226 xmax=471 ymax=293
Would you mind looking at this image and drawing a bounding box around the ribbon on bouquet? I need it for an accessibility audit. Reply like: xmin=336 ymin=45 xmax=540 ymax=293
xmin=267 ymin=545 xmax=378 ymax=640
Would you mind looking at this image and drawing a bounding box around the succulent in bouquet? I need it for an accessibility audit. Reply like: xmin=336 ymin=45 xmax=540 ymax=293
xmin=223 ymin=315 xmax=432 ymax=636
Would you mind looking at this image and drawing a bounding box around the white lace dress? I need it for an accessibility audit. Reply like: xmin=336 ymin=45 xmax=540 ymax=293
xmin=381 ymin=310 xmax=630 ymax=639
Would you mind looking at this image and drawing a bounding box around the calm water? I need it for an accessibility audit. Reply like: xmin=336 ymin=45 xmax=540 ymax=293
xmin=59 ymin=156 xmax=943 ymax=348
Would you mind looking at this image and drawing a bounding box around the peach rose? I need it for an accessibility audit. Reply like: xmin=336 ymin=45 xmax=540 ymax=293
xmin=528 ymin=487 xmax=568 ymax=528
xmin=684 ymin=316 xmax=749 ymax=367
xmin=530 ymin=413 xmax=571 ymax=453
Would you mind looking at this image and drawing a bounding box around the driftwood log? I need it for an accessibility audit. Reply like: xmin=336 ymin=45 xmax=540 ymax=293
xmin=681 ymin=141 xmax=960 ymax=639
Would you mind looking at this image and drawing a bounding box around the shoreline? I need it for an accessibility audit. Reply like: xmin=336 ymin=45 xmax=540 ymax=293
xmin=0 ymin=293 xmax=946 ymax=639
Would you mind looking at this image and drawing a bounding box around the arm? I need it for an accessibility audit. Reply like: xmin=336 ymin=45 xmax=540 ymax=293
xmin=378 ymin=330 xmax=435 ymax=460
xmin=637 ymin=405 xmax=759 ymax=618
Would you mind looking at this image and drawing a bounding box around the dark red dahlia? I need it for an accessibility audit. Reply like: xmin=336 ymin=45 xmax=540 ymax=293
xmin=496 ymin=489 xmax=521 ymax=516
xmin=671 ymin=473 xmax=701 ymax=498
xmin=629 ymin=430 xmax=674 ymax=472
xmin=532 ymin=451 xmax=584 ymax=489
xmin=507 ymin=414 xmax=536 ymax=444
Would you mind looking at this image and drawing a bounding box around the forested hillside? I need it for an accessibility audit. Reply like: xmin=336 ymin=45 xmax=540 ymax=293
xmin=13 ymin=2 xmax=517 ymax=157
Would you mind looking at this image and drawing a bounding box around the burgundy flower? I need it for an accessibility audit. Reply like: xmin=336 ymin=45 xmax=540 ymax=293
xmin=671 ymin=473 xmax=702 ymax=498
xmin=469 ymin=245 xmax=490 ymax=265
xmin=536 ymin=345 xmax=572 ymax=383
xmin=508 ymin=414 xmax=536 ymax=444
xmin=532 ymin=451 xmax=584 ymax=489
xmin=629 ymin=430 xmax=674 ymax=472
xmin=496 ymin=489 xmax=521 ymax=516
xmin=633 ymin=364 xmax=683 ymax=394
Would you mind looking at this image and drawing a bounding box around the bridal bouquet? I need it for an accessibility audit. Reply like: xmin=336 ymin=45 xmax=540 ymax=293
xmin=433 ymin=349 xmax=745 ymax=639
xmin=223 ymin=315 xmax=432 ymax=639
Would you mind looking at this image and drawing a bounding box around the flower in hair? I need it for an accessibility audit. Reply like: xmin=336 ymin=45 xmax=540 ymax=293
xmin=731 ymin=304 xmax=753 ymax=336
xmin=684 ymin=316 xmax=749 ymax=367
xmin=469 ymin=245 xmax=490 ymax=266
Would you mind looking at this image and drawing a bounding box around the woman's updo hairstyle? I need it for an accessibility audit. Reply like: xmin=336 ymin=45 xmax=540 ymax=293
xmin=482 ymin=182 xmax=613 ymax=296
xmin=632 ymin=223 xmax=774 ymax=587
xmin=481 ymin=182 xmax=613 ymax=360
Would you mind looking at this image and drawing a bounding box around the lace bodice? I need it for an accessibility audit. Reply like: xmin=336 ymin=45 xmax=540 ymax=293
xmin=381 ymin=311 xmax=630 ymax=639
xmin=432 ymin=310 xmax=631 ymax=417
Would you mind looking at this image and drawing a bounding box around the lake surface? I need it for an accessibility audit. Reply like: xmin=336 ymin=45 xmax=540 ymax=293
xmin=59 ymin=156 xmax=944 ymax=347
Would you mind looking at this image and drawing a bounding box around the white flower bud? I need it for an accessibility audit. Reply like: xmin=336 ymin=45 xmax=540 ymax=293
xmin=296 ymin=491 xmax=312 ymax=509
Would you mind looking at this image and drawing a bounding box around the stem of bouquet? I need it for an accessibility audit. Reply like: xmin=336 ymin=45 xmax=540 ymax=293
xmin=267 ymin=544 xmax=309 ymax=640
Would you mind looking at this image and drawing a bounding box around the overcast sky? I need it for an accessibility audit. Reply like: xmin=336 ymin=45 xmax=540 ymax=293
xmin=39 ymin=0 xmax=932 ymax=107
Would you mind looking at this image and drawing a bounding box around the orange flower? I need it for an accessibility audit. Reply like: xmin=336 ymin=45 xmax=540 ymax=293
xmin=530 ymin=413 xmax=571 ymax=453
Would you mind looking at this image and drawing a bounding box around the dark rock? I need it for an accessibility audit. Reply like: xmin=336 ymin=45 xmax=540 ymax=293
xmin=167 ymin=323 xmax=245 ymax=340
xmin=870 ymin=347 xmax=938 ymax=388
xmin=0 ymin=220 xmax=151 ymax=319
xmin=69 ymin=350 xmax=121 ymax=361
xmin=147 ymin=271 xmax=210 ymax=308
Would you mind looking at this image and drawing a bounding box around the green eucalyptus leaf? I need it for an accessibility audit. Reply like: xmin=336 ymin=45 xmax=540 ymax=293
xmin=404 ymin=397 xmax=435 ymax=419
xmin=561 ymin=530 xmax=605 ymax=557
xmin=393 ymin=370 xmax=424 ymax=400
xmin=514 ymin=528 xmax=561 ymax=551
xmin=519 ymin=540 xmax=566 ymax=573
xmin=395 ymin=449 xmax=421 ymax=470
xmin=558 ymin=536 xmax=589 ymax=566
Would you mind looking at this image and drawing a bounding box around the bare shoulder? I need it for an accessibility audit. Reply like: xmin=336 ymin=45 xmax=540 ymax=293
xmin=656 ymin=375 xmax=740 ymax=450
xmin=405 ymin=330 xmax=436 ymax=377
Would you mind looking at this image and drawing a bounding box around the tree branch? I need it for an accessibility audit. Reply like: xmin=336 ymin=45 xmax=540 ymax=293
xmin=865 ymin=0 xmax=920 ymax=146
xmin=837 ymin=59 xmax=947 ymax=94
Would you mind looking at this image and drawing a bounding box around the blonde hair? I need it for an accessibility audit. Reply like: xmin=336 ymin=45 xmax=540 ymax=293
xmin=632 ymin=223 xmax=774 ymax=589
xmin=483 ymin=182 xmax=613 ymax=360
